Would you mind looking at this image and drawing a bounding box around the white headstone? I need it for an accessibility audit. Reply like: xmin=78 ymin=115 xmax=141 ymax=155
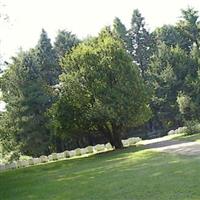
xmin=28 ymin=159 xmax=34 ymax=165
xmin=0 ymin=164 xmax=5 ymax=171
xmin=95 ymin=144 xmax=105 ymax=152
xmin=75 ymin=148 xmax=81 ymax=156
xmin=40 ymin=155 xmax=48 ymax=163
xmin=69 ymin=150 xmax=76 ymax=157
xmin=86 ymin=146 xmax=93 ymax=153
xmin=57 ymin=152 xmax=65 ymax=160
xmin=122 ymin=139 xmax=129 ymax=147
xmin=51 ymin=153 xmax=58 ymax=160
xmin=48 ymin=155 xmax=53 ymax=161
xmin=63 ymin=150 xmax=70 ymax=158
xmin=105 ymin=143 xmax=113 ymax=150
xmin=80 ymin=148 xmax=87 ymax=155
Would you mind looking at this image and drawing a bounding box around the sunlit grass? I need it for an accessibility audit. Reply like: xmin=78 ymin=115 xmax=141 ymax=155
xmin=1 ymin=146 xmax=200 ymax=200
xmin=171 ymin=133 xmax=200 ymax=143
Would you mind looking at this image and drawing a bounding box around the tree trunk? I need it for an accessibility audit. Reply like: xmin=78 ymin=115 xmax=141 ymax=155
xmin=98 ymin=124 xmax=123 ymax=149
xmin=110 ymin=130 xmax=123 ymax=149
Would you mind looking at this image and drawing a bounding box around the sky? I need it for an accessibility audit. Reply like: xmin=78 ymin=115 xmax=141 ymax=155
xmin=0 ymin=0 xmax=200 ymax=111
xmin=1 ymin=0 xmax=200 ymax=62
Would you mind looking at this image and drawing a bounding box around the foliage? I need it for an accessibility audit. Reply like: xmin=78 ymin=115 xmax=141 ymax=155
xmin=178 ymin=8 xmax=200 ymax=51
xmin=185 ymin=120 xmax=200 ymax=135
xmin=146 ymin=43 xmax=198 ymax=129
xmin=0 ymin=30 xmax=59 ymax=157
xmin=128 ymin=9 xmax=154 ymax=75
xmin=2 ymin=7 xmax=200 ymax=156
xmin=153 ymin=25 xmax=192 ymax=52
xmin=112 ymin=17 xmax=130 ymax=50
xmin=50 ymin=28 xmax=151 ymax=149
xmin=54 ymin=30 xmax=80 ymax=58
xmin=177 ymin=92 xmax=191 ymax=114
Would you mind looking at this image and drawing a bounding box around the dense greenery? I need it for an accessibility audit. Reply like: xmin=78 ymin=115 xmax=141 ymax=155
xmin=1 ymin=7 xmax=200 ymax=157
xmin=49 ymin=28 xmax=150 ymax=149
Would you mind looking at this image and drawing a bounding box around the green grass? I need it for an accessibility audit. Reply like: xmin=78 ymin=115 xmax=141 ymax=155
xmin=1 ymin=146 xmax=200 ymax=200
xmin=172 ymin=133 xmax=200 ymax=143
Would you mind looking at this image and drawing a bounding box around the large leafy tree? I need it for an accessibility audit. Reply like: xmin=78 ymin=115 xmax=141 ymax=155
xmin=50 ymin=28 xmax=151 ymax=149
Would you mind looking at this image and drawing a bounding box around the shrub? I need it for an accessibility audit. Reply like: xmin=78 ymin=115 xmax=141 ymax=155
xmin=185 ymin=120 xmax=200 ymax=135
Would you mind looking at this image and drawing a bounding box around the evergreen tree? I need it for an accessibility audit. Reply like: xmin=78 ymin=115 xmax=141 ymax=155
xmin=112 ymin=17 xmax=130 ymax=50
xmin=178 ymin=8 xmax=200 ymax=50
xmin=128 ymin=9 xmax=154 ymax=75
xmin=35 ymin=29 xmax=59 ymax=86
xmin=0 ymin=50 xmax=52 ymax=156
xmin=0 ymin=30 xmax=60 ymax=156
xmin=153 ymin=25 xmax=192 ymax=52
xmin=54 ymin=30 xmax=80 ymax=58
xmin=146 ymin=43 xmax=198 ymax=130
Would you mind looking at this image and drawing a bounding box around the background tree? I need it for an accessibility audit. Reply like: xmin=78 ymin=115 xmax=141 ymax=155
xmin=0 ymin=51 xmax=51 ymax=156
xmin=153 ymin=25 xmax=192 ymax=52
xmin=50 ymin=28 xmax=151 ymax=149
xmin=178 ymin=8 xmax=200 ymax=51
xmin=128 ymin=9 xmax=154 ymax=76
xmin=146 ymin=43 xmax=198 ymax=130
xmin=0 ymin=30 xmax=60 ymax=156
xmin=54 ymin=30 xmax=80 ymax=58
xmin=36 ymin=29 xmax=59 ymax=86
xmin=112 ymin=17 xmax=130 ymax=50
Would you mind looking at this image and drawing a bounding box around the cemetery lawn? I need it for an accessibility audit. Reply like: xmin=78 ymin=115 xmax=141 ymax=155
xmin=173 ymin=133 xmax=200 ymax=143
xmin=1 ymin=146 xmax=200 ymax=200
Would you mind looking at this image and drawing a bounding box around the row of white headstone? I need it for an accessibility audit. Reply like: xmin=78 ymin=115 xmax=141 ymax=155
xmin=0 ymin=137 xmax=141 ymax=172
xmin=167 ymin=126 xmax=188 ymax=135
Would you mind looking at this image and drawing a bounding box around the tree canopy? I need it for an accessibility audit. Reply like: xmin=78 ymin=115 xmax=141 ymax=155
xmin=49 ymin=28 xmax=151 ymax=149
xmin=1 ymin=7 xmax=200 ymax=158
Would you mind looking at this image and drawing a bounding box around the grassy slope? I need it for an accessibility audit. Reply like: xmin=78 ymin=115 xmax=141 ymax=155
xmin=173 ymin=133 xmax=200 ymax=143
xmin=1 ymin=146 xmax=200 ymax=200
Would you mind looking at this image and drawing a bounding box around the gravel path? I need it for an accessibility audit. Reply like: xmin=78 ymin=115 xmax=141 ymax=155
xmin=140 ymin=137 xmax=200 ymax=156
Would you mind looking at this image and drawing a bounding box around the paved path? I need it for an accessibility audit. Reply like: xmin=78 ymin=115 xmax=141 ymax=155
xmin=140 ymin=137 xmax=200 ymax=156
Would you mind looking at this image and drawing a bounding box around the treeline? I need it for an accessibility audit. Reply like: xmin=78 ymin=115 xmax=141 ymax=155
xmin=1 ymin=8 xmax=200 ymax=158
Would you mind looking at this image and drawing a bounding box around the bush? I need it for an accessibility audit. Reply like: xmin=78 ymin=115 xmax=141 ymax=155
xmin=185 ymin=120 xmax=200 ymax=135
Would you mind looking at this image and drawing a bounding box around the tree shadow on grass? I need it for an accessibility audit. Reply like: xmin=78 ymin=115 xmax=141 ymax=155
xmin=1 ymin=144 xmax=200 ymax=200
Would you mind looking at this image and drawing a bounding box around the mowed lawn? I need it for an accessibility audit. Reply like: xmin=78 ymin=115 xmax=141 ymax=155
xmin=173 ymin=133 xmax=200 ymax=143
xmin=1 ymin=146 xmax=200 ymax=200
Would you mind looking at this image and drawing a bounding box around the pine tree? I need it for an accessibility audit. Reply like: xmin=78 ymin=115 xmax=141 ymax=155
xmin=35 ymin=29 xmax=59 ymax=86
xmin=112 ymin=17 xmax=130 ymax=50
xmin=178 ymin=8 xmax=200 ymax=51
xmin=0 ymin=30 xmax=60 ymax=156
xmin=128 ymin=9 xmax=154 ymax=76
xmin=54 ymin=30 xmax=79 ymax=58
